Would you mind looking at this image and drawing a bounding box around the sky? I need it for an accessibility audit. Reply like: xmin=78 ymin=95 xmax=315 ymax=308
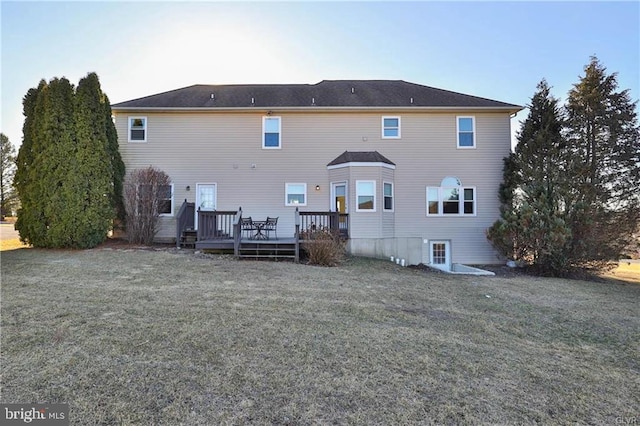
xmin=1 ymin=1 xmax=639 ymax=150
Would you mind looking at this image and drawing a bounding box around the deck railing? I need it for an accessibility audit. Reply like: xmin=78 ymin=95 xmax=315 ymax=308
xmin=298 ymin=211 xmax=349 ymax=239
xmin=176 ymin=199 xmax=195 ymax=247
xmin=197 ymin=209 xmax=239 ymax=241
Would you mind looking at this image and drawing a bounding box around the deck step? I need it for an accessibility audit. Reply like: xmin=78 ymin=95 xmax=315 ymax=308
xmin=193 ymin=238 xmax=299 ymax=261
xmin=238 ymin=241 xmax=296 ymax=260
xmin=180 ymin=229 xmax=198 ymax=248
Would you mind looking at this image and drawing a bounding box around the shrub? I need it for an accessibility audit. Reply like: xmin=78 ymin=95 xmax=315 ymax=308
xmin=123 ymin=167 xmax=171 ymax=245
xmin=303 ymin=230 xmax=346 ymax=266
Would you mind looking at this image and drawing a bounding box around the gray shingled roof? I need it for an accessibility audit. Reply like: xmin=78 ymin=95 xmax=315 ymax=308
xmin=111 ymin=80 xmax=521 ymax=110
xmin=328 ymin=151 xmax=395 ymax=167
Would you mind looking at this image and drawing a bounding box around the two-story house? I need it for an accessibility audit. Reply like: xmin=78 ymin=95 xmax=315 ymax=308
xmin=111 ymin=80 xmax=522 ymax=268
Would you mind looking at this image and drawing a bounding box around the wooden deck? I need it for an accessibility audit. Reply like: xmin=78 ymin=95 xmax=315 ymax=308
xmin=176 ymin=204 xmax=349 ymax=262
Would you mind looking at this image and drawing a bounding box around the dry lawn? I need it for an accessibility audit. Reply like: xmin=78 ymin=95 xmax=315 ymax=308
xmin=606 ymin=261 xmax=640 ymax=283
xmin=1 ymin=246 xmax=638 ymax=425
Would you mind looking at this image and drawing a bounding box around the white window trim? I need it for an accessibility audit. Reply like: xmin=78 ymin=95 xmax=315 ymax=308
xmin=195 ymin=183 xmax=217 ymax=229
xmin=159 ymin=183 xmax=174 ymax=217
xmin=383 ymin=181 xmax=394 ymax=212
xmin=429 ymin=240 xmax=451 ymax=271
xmin=128 ymin=116 xmax=147 ymax=143
xmin=456 ymin=116 xmax=476 ymax=149
xmin=263 ymin=116 xmax=282 ymax=149
xmin=328 ymin=162 xmax=395 ymax=170
xmin=356 ymin=180 xmax=376 ymax=212
xmin=285 ymin=182 xmax=307 ymax=206
xmin=330 ymin=181 xmax=348 ymax=213
xmin=381 ymin=116 xmax=401 ymax=139
xmin=426 ymin=186 xmax=477 ymax=217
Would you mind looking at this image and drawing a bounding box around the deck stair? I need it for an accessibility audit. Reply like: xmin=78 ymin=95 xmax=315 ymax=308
xmin=180 ymin=229 xmax=198 ymax=248
xmin=237 ymin=239 xmax=297 ymax=260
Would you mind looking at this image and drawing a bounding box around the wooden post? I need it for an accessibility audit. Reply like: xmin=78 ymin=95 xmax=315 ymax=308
xmin=294 ymin=208 xmax=300 ymax=263
xmin=234 ymin=207 xmax=242 ymax=257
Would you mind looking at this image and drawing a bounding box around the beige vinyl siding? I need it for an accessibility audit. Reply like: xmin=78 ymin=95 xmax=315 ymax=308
xmin=381 ymin=168 xmax=395 ymax=238
xmin=390 ymin=113 xmax=511 ymax=264
xmin=115 ymin=110 xmax=512 ymax=263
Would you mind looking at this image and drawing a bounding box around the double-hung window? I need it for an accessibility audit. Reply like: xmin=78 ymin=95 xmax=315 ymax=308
xmin=158 ymin=184 xmax=173 ymax=215
xmin=383 ymin=182 xmax=394 ymax=211
xmin=136 ymin=183 xmax=173 ymax=216
xmin=128 ymin=117 xmax=147 ymax=142
xmin=457 ymin=116 xmax=475 ymax=148
xmin=285 ymin=183 xmax=307 ymax=206
xmin=356 ymin=181 xmax=376 ymax=212
xmin=427 ymin=177 xmax=475 ymax=216
xmin=382 ymin=116 xmax=401 ymax=139
xmin=263 ymin=116 xmax=281 ymax=149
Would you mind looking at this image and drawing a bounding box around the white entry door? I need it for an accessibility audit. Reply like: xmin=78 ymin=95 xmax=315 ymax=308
xmin=195 ymin=183 xmax=216 ymax=229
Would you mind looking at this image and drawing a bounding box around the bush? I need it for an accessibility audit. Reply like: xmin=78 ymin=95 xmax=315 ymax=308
xmin=303 ymin=230 xmax=346 ymax=266
xmin=123 ymin=167 xmax=171 ymax=245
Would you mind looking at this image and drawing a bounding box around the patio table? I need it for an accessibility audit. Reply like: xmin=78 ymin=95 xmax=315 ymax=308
xmin=252 ymin=220 xmax=268 ymax=240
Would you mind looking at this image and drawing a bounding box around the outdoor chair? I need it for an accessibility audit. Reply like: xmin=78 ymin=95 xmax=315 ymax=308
xmin=264 ymin=217 xmax=278 ymax=240
xmin=241 ymin=217 xmax=255 ymax=239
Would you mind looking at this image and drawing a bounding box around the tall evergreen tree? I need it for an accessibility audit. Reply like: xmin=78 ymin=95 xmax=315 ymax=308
xmin=102 ymin=90 xmax=125 ymax=224
xmin=488 ymin=80 xmax=571 ymax=275
xmin=14 ymin=81 xmax=46 ymax=242
xmin=33 ymin=77 xmax=77 ymax=247
xmin=16 ymin=79 xmax=75 ymax=247
xmin=489 ymin=58 xmax=640 ymax=276
xmin=15 ymin=73 xmax=125 ymax=248
xmin=564 ymin=56 xmax=640 ymax=265
xmin=60 ymin=72 xmax=116 ymax=247
xmin=0 ymin=133 xmax=17 ymax=219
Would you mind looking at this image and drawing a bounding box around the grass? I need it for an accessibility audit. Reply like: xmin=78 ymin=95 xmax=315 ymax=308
xmin=606 ymin=261 xmax=640 ymax=283
xmin=1 ymin=246 xmax=639 ymax=425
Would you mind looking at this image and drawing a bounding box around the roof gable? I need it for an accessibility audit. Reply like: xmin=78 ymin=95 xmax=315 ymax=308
xmin=111 ymin=80 xmax=522 ymax=110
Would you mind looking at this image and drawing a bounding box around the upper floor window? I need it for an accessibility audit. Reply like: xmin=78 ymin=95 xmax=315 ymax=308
xmin=427 ymin=177 xmax=476 ymax=216
xmin=285 ymin=183 xmax=306 ymax=206
xmin=382 ymin=116 xmax=401 ymax=139
xmin=128 ymin=117 xmax=147 ymax=142
xmin=263 ymin=116 xmax=281 ymax=149
xmin=457 ymin=116 xmax=475 ymax=148
xmin=356 ymin=180 xmax=376 ymax=212
xmin=383 ymin=182 xmax=394 ymax=211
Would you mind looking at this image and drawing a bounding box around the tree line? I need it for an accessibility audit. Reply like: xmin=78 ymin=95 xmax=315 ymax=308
xmin=12 ymin=73 xmax=125 ymax=248
xmin=488 ymin=57 xmax=640 ymax=276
